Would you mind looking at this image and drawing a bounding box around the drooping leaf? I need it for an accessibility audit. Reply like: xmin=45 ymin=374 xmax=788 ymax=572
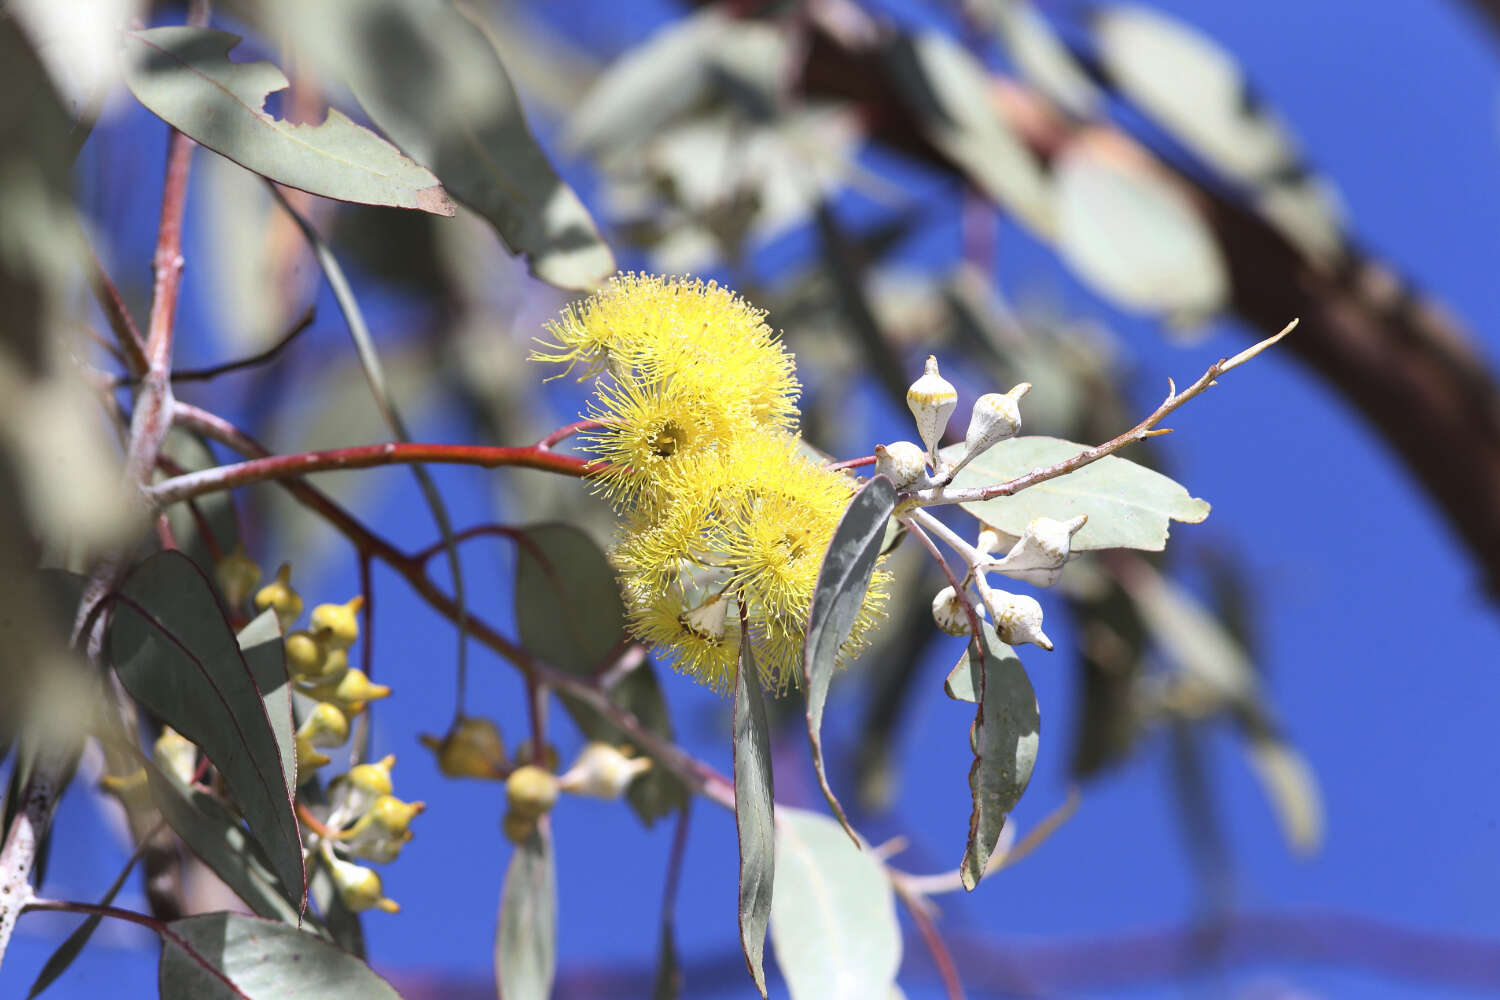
xmin=1119 ymin=557 xmax=1257 ymax=705
xmin=109 ymin=551 xmax=305 ymax=909
xmin=958 ymin=623 xmax=1039 ymax=890
xmin=1244 ymin=735 xmax=1323 ymax=855
xmin=122 ymin=27 xmax=453 ymax=216
xmin=239 ymin=610 xmax=296 ymax=795
xmin=145 ymin=762 xmax=303 ymax=925
xmin=272 ymin=0 xmax=614 ymax=290
xmin=940 ymin=436 xmax=1209 ymax=552
xmin=885 ymin=32 xmax=1053 ymax=237
xmin=803 ymin=475 xmax=896 ymax=841
xmin=1053 ymin=141 xmax=1228 ymax=321
xmin=159 ymin=912 xmax=400 ymax=999
xmin=513 ymin=523 xmax=624 ymax=678
xmin=734 ymin=635 xmax=775 ymax=1000
xmin=495 ymin=827 xmax=557 ymax=1000
xmin=769 ymin=808 xmax=902 ymax=1000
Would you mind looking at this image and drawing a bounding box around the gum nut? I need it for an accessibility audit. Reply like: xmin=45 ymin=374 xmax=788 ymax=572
xmin=506 ymin=764 xmax=560 ymax=818
xmin=986 ymin=590 xmax=1054 ymax=650
xmin=931 ymin=586 xmax=983 ymax=636
xmin=874 ymin=441 xmax=929 ymax=489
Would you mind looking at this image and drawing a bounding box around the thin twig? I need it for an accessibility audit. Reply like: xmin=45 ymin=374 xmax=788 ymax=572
xmin=128 ymin=306 xmax=315 ymax=385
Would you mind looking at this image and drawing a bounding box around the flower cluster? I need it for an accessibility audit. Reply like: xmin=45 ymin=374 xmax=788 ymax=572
xmin=534 ymin=273 xmax=888 ymax=691
xmin=217 ymin=551 xmax=417 ymax=915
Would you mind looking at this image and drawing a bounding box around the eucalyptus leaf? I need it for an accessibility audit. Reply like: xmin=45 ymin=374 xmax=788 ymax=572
xmin=159 ymin=912 xmax=400 ymax=999
xmin=1053 ymin=142 xmax=1228 ymax=321
xmin=109 ymin=551 xmax=305 ymax=908
xmin=495 ymin=827 xmax=557 ymax=1000
xmin=1244 ymin=735 xmax=1323 ymax=855
xmin=513 ymin=523 xmax=625 ymax=678
xmin=271 ymin=0 xmax=614 ymax=290
xmin=940 ymin=436 xmax=1209 ymax=552
xmin=734 ymin=636 xmax=774 ymax=1000
xmin=959 ymin=623 xmax=1039 ymax=890
xmin=239 ymin=610 xmax=296 ymax=795
xmin=803 ymin=475 xmax=896 ymax=840
xmin=769 ymin=808 xmax=901 ymax=1000
xmin=123 ymin=27 xmax=453 ymax=216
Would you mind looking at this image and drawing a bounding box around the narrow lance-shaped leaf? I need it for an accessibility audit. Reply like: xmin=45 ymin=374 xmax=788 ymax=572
xmin=239 ymin=610 xmax=297 ymax=794
xmin=270 ymin=0 xmax=615 ymax=290
xmin=955 ymin=623 xmax=1040 ymax=890
xmin=940 ymin=436 xmax=1210 ymax=552
xmin=769 ymin=808 xmax=902 ymax=1000
xmin=733 ymin=631 xmax=774 ymax=1000
xmin=109 ymin=551 xmax=305 ymax=910
xmin=803 ymin=475 xmax=896 ymax=842
xmin=159 ymin=912 xmax=401 ymax=999
xmin=123 ymin=27 xmax=453 ymax=216
xmin=495 ymin=826 xmax=557 ymax=1000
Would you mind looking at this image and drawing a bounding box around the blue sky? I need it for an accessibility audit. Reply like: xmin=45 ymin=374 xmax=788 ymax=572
xmin=7 ymin=1 xmax=1500 ymax=998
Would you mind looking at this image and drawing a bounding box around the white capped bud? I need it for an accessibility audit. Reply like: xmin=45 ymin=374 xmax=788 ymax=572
xmin=906 ymin=355 xmax=959 ymax=464
xmin=874 ymin=441 xmax=930 ymax=490
xmin=986 ymin=515 xmax=1088 ymax=588
xmin=950 ymin=383 xmax=1030 ymax=477
xmin=984 ymin=590 xmax=1053 ymax=651
xmin=680 ymin=593 xmax=728 ymax=643
xmin=975 ymin=524 xmax=1015 ymax=557
xmin=557 ymin=742 xmax=654 ymax=799
xmin=931 ymin=585 xmax=986 ymax=636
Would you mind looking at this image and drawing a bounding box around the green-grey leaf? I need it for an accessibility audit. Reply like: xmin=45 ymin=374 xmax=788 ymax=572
xmin=495 ymin=828 xmax=556 ymax=1000
xmin=960 ymin=623 xmax=1039 ymax=890
xmin=145 ymin=763 xmax=303 ymax=925
xmin=1053 ymin=143 xmax=1228 ymax=320
xmin=885 ymin=32 xmax=1053 ymax=238
xmin=734 ymin=636 xmax=774 ymax=1000
xmin=159 ymin=912 xmax=400 ymax=999
xmin=239 ymin=610 xmax=296 ymax=794
xmin=769 ymin=808 xmax=902 ymax=1000
xmin=803 ymin=475 xmax=896 ymax=840
xmin=123 ymin=27 xmax=453 ymax=216
xmin=514 ymin=523 xmax=625 ymax=677
xmin=943 ymin=656 xmax=976 ymax=703
xmin=272 ymin=0 xmax=614 ymax=290
xmin=941 ymin=436 xmax=1209 ymax=552
xmin=110 ymin=551 xmax=305 ymax=909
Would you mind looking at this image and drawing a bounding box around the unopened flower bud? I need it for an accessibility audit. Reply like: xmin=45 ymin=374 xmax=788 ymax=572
xmin=986 ymin=515 xmax=1087 ymax=588
xmin=975 ymin=524 xmax=1014 ymax=557
xmin=874 ymin=441 xmax=929 ymax=490
xmin=950 ymin=383 xmax=1030 ymax=477
xmin=284 ymin=630 xmax=327 ymax=680
xmin=331 ymin=754 xmax=396 ymax=816
xmin=421 ymin=715 xmax=507 ymax=780
xmin=215 ymin=545 xmax=261 ymax=611
xmin=344 ymin=794 xmax=425 ymax=863
xmin=907 ymin=355 xmax=958 ymax=465
xmin=254 ymin=563 xmax=303 ymax=632
xmin=506 ymin=765 xmax=559 ymax=818
xmin=298 ymin=702 xmax=350 ymax=749
xmin=306 ymin=667 xmax=391 ymax=716
xmin=325 ymin=853 xmax=399 ymax=913
xmin=310 ymin=596 xmax=364 ymax=651
xmin=931 ymin=585 xmax=985 ymax=636
xmin=984 ymin=590 xmax=1053 ymax=651
xmin=295 ymin=733 xmax=332 ymax=778
xmin=557 ymin=742 xmax=653 ymax=799
xmin=154 ymin=726 xmax=198 ymax=785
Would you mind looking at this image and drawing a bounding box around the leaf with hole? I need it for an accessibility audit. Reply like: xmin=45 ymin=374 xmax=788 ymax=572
xmin=734 ymin=634 xmax=774 ymax=999
xmin=495 ymin=828 xmax=556 ymax=1000
xmin=109 ymin=551 xmax=305 ymax=910
xmin=803 ymin=475 xmax=896 ymax=840
xmin=769 ymin=808 xmax=901 ymax=1000
xmin=957 ymin=623 xmax=1039 ymax=890
xmin=123 ymin=27 xmax=452 ymax=216
xmin=159 ymin=912 xmax=399 ymax=999
xmin=941 ymin=436 xmax=1209 ymax=552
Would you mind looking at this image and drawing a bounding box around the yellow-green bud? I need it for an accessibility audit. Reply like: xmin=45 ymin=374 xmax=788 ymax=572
xmin=254 ymin=563 xmax=303 ymax=632
xmin=295 ymin=733 xmax=332 ymax=779
xmin=284 ymin=630 xmax=327 ymax=680
xmin=154 ymin=726 xmax=198 ymax=785
xmin=421 ymin=715 xmax=506 ymax=780
xmin=332 ymin=754 xmax=396 ymax=817
xmin=325 ymin=853 xmax=399 ymax=913
xmin=298 ymin=702 xmax=350 ymax=750
xmin=344 ymin=795 xmax=425 ymax=864
xmin=215 ymin=545 xmax=261 ymax=611
xmin=505 ymin=765 xmax=559 ymax=819
xmin=309 ymin=596 xmax=364 ymax=651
